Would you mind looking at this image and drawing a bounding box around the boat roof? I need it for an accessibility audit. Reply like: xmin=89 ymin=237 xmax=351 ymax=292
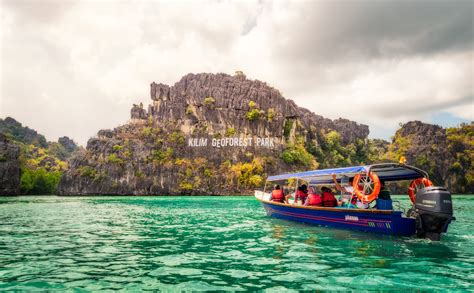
xmin=266 ymin=163 xmax=428 ymax=184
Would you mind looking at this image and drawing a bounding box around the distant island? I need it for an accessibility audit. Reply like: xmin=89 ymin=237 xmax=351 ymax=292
xmin=1 ymin=72 xmax=472 ymax=195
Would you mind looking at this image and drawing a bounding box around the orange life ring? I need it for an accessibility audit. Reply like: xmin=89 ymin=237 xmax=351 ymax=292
xmin=408 ymin=178 xmax=433 ymax=204
xmin=353 ymin=172 xmax=381 ymax=204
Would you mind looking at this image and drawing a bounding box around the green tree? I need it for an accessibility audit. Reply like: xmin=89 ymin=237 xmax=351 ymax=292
xmin=20 ymin=168 xmax=62 ymax=194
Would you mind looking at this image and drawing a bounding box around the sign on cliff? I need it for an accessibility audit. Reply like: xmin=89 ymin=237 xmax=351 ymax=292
xmin=188 ymin=137 xmax=276 ymax=148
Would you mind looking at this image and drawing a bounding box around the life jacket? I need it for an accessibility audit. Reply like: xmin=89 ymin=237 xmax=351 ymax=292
xmin=296 ymin=189 xmax=308 ymax=202
xmin=307 ymin=193 xmax=322 ymax=206
xmin=271 ymin=189 xmax=284 ymax=202
xmin=321 ymin=191 xmax=337 ymax=207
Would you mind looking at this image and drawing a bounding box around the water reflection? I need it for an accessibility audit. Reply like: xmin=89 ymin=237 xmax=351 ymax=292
xmin=270 ymin=224 xmax=286 ymax=259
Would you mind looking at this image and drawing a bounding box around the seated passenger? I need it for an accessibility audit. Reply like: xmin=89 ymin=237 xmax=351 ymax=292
xmin=378 ymin=180 xmax=392 ymax=200
xmin=375 ymin=180 xmax=393 ymax=210
xmin=320 ymin=186 xmax=338 ymax=207
xmin=295 ymin=184 xmax=308 ymax=204
xmin=270 ymin=184 xmax=285 ymax=203
xmin=304 ymin=187 xmax=322 ymax=206
xmin=285 ymin=184 xmax=308 ymax=204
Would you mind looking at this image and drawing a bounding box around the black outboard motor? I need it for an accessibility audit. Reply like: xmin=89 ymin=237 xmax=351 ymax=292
xmin=414 ymin=186 xmax=454 ymax=241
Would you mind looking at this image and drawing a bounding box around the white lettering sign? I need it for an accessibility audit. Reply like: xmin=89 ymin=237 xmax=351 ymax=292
xmin=188 ymin=137 xmax=275 ymax=148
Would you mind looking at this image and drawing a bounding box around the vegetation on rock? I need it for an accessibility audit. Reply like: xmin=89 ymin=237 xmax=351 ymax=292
xmin=246 ymin=109 xmax=261 ymax=121
xmin=203 ymin=97 xmax=216 ymax=106
xmin=4 ymin=74 xmax=471 ymax=196
xmin=0 ymin=117 xmax=78 ymax=194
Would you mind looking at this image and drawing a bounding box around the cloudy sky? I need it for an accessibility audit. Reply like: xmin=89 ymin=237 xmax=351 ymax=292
xmin=1 ymin=0 xmax=472 ymax=146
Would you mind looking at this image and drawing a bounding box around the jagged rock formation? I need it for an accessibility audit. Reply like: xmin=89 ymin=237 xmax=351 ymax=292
xmin=58 ymin=72 xmax=369 ymax=195
xmin=57 ymin=73 xmax=472 ymax=195
xmin=387 ymin=120 xmax=473 ymax=193
xmin=0 ymin=117 xmax=79 ymax=195
xmin=133 ymin=73 xmax=369 ymax=143
xmin=58 ymin=137 xmax=79 ymax=153
xmin=0 ymin=133 xmax=20 ymax=195
xmin=0 ymin=117 xmax=48 ymax=148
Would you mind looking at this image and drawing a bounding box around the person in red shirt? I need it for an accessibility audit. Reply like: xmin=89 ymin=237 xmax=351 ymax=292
xmin=285 ymin=184 xmax=308 ymax=204
xmin=304 ymin=187 xmax=322 ymax=206
xmin=295 ymin=184 xmax=308 ymax=204
xmin=270 ymin=184 xmax=285 ymax=203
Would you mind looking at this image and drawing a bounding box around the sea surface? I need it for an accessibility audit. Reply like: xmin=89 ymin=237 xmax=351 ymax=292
xmin=0 ymin=195 xmax=473 ymax=291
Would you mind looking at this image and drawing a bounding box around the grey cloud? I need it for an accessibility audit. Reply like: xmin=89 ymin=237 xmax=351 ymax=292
xmin=2 ymin=0 xmax=75 ymax=25
xmin=274 ymin=0 xmax=473 ymax=64
xmin=369 ymin=95 xmax=474 ymax=118
xmin=241 ymin=2 xmax=264 ymax=35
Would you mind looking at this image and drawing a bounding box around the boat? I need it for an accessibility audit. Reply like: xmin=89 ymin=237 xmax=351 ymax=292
xmin=255 ymin=163 xmax=454 ymax=240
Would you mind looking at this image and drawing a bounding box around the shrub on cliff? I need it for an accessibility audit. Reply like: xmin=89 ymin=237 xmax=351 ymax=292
xmin=169 ymin=131 xmax=185 ymax=145
xmin=246 ymin=100 xmax=264 ymax=121
xmin=107 ymin=154 xmax=124 ymax=165
xmin=78 ymin=166 xmax=97 ymax=179
xmin=283 ymin=119 xmax=294 ymax=139
xmin=112 ymin=145 xmax=123 ymax=152
xmin=281 ymin=145 xmax=318 ymax=168
xmin=179 ymin=181 xmax=193 ymax=191
xmin=140 ymin=127 xmax=153 ymax=138
xmin=226 ymin=127 xmax=236 ymax=136
xmin=229 ymin=158 xmax=265 ymax=188
xmin=20 ymin=168 xmax=62 ymax=194
xmin=151 ymin=148 xmax=174 ymax=165
xmin=246 ymin=109 xmax=261 ymax=121
xmin=203 ymin=97 xmax=216 ymax=106
xmin=267 ymin=108 xmax=276 ymax=121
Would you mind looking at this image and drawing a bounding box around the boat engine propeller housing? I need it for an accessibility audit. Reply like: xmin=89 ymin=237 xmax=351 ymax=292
xmin=414 ymin=186 xmax=454 ymax=241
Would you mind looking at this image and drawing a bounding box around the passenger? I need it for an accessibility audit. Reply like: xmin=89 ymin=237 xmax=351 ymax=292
xmin=320 ymin=186 xmax=338 ymax=207
xmin=375 ymin=180 xmax=393 ymax=210
xmin=378 ymin=180 xmax=392 ymax=200
xmin=332 ymin=174 xmax=357 ymax=208
xmin=286 ymin=184 xmax=308 ymax=205
xmin=295 ymin=184 xmax=309 ymax=204
xmin=270 ymin=184 xmax=285 ymax=203
xmin=304 ymin=187 xmax=322 ymax=206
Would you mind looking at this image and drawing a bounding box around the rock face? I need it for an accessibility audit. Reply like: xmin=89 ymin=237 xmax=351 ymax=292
xmin=0 ymin=133 xmax=20 ymax=195
xmin=390 ymin=120 xmax=473 ymax=193
xmin=0 ymin=117 xmax=48 ymax=148
xmin=58 ymin=72 xmax=369 ymax=195
xmin=143 ymin=73 xmax=369 ymax=142
xmin=58 ymin=136 xmax=79 ymax=153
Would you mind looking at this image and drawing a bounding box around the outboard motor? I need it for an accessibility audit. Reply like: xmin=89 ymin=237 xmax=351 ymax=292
xmin=414 ymin=186 xmax=454 ymax=241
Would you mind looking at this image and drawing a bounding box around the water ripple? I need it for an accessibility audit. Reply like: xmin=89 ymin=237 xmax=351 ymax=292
xmin=0 ymin=195 xmax=473 ymax=290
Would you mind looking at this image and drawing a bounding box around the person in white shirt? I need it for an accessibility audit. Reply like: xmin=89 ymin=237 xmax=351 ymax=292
xmin=332 ymin=174 xmax=370 ymax=208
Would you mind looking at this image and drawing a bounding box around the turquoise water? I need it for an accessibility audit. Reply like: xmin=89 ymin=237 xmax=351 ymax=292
xmin=0 ymin=195 xmax=473 ymax=291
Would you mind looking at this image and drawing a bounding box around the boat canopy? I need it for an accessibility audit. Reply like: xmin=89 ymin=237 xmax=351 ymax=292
xmin=266 ymin=163 xmax=427 ymax=185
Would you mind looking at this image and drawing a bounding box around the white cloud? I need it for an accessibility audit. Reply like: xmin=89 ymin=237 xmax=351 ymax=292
xmin=0 ymin=0 xmax=472 ymax=145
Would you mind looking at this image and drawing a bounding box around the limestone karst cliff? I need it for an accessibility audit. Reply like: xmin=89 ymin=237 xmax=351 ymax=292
xmin=0 ymin=133 xmax=20 ymax=195
xmin=2 ymin=74 xmax=471 ymax=195
xmin=384 ymin=120 xmax=473 ymax=193
xmin=0 ymin=117 xmax=79 ymax=195
xmin=58 ymin=72 xmax=370 ymax=195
